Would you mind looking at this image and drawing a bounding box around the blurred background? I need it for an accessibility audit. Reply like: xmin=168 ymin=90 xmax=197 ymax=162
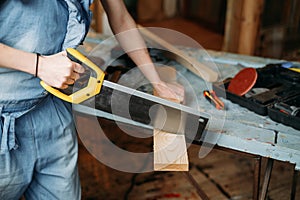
xmin=77 ymin=1 xmax=300 ymax=199
xmin=90 ymin=0 xmax=300 ymax=61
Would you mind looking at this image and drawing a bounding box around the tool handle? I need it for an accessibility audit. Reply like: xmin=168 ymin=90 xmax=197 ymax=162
xmin=40 ymin=48 xmax=105 ymax=104
xmin=203 ymin=90 xmax=225 ymax=110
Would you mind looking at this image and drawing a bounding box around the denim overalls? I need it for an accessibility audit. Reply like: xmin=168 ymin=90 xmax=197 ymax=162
xmin=0 ymin=0 xmax=92 ymax=199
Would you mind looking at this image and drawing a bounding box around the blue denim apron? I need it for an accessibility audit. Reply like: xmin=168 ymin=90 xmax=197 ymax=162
xmin=0 ymin=97 xmax=44 ymax=154
xmin=0 ymin=0 xmax=93 ymax=199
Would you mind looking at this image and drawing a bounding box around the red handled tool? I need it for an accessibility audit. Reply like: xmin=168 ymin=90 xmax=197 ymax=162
xmin=203 ymin=90 xmax=225 ymax=110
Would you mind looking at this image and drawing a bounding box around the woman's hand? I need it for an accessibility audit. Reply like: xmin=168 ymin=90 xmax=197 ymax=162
xmin=153 ymin=81 xmax=185 ymax=103
xmin=37 ymin=51 xmax=85 ymax=89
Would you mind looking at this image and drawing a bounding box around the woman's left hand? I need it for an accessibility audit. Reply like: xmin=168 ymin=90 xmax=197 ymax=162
xmin=152 ymin=81 xmax=185 ymax=103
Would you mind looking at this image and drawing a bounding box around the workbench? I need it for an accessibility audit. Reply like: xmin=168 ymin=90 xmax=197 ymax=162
xmin=78 ymin=31 xmax=300 ymax=199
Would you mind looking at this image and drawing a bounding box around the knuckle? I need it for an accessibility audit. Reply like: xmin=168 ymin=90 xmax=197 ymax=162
xmin=55 ymin=83 xmax=64 ymax=89
xmin=62 ymin=77 xmax=69 ymax=83
xmin=65 ymin=63 xmax=74 ymax=72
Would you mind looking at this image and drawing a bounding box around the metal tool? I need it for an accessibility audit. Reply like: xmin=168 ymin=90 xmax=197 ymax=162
xmin=40 ymin=48 xmax=210 ymax=139
xmin=245 ymin=88 xmax=270 ymax=98
xmin=274 ymin=102 xmax=300 ymax=116
xmin=40 ymin=48 xmax=105 ymax=104
xmin=203 ymin=90 xmax=225 ymax=110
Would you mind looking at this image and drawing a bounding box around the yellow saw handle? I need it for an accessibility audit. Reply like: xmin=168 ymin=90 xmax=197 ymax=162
xmin=290 ymin=68 xmax=300 ymax=73
xmin=40 ymin=48 xmax=105 ymax=104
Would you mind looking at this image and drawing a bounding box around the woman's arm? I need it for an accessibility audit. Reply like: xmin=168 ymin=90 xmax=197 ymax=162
xmin=0 ymin=43 xmax=84 ymax=89
xmin=0 ymin=43 xmax=37 ymax=75
xmin=100 ymin=0 xmax=184 ymax=102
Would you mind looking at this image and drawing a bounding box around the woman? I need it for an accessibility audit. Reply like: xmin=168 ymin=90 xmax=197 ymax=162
xmin=0 ymin=0 xmax=183 ymax=199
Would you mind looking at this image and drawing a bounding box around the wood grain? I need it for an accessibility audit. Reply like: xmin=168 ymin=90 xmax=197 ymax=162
xmin=153 ymin=66 xmax=189 ymax=171
xmin=222 ymin=0 xmax=264 ymax=55
xmin=154 ymin=129 xmax=189 ymax=171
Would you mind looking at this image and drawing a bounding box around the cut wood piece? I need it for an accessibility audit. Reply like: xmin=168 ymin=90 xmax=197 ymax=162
xmin=153 ymin=66 xmax=189 ymax=171
xmin=137 ymin=25 xmax=219 ymax=83
xmin=154 ymin=130 xmax=189 ymax=171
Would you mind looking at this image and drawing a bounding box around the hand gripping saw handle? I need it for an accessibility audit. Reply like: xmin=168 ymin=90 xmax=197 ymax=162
xmin=40 ymin=48 xmax=105 ymax=104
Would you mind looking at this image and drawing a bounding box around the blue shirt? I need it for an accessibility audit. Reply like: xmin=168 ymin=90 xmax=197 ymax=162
xmin=0 ymin=0 xmax=93 ymax=102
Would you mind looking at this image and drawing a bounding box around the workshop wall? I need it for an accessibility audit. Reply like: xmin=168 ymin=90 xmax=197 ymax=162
xmin=257 ymin=0 xmax=300 ymax=60
xmin=90 ymin=0 xmax=300 ymax=60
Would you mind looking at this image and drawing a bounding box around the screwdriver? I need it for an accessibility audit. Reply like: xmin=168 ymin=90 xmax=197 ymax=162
xmin=203 ymin=90 xmax=225 ymax=110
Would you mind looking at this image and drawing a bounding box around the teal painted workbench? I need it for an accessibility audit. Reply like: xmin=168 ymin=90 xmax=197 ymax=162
xmin=79 ymin=32 xmax=300 ymax=199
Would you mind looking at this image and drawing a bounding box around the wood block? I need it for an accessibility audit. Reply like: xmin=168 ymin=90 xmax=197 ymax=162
xmin=154 ymin=129 xmax=189 ymax=171
xmin=153 ymin=66 xmax=189 ymax=171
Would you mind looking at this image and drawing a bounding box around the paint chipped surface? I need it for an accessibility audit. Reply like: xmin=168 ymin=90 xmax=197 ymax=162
xmin=81 ymin=36 xmax=300 ymax=169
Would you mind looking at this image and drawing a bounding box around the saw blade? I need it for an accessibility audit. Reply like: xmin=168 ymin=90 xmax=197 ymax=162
xmin=74 ymin=80 xmax=210 ymax=141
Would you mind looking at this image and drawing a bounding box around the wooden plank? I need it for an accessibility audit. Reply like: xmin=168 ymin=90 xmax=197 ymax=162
xmin=154 ymin=130 xmax=189 ymax=171
xmin=137 ymin=24 xmax=219 ymax=83
xmin=238 ymin=0 xmax=264 ymax=55
xmin=222 ymin=0 xmax=264 ymax=55
xmin=153 ymin=67 xmax=189 ymax=171
xmin=222 ymin=0 xmax=244 ymax=52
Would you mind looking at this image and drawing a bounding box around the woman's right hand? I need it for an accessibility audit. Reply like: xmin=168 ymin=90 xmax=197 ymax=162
xmin=37 ymin=51 xmax=85 ymax=89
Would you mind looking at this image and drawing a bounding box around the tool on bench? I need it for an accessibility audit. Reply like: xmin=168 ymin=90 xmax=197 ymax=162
xmin=203 ymin=90 xmax=225 ymax=110
xmin=274 ymin=102 xmax=300 ymax=116
xmin=280 ymin=62 xmax=300 ymax=73
xmin=213 ymin=62 xmax=300 ymax=129
xmin=227 ymin=68 xmax=258 ymax=96
xmin=40 ymin=48 xmax=209 ymax=139
xmin=244 ymin=88 xmax=270 ymax=98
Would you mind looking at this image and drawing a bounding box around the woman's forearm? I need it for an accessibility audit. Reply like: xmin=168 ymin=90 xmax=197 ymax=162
xmin=0 ymin=43 xmax=84 ymax=89
xmin=0 ymin=43 xmax=36 ymax=75
xmin=101 ymin=0 xmax=163 ymax=84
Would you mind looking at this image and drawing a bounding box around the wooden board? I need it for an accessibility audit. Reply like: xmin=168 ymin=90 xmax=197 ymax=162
xmin=154 ymin=130 xmax=189 ymax=171
xmin=137 ymin=25 xmax=219 ymax=83
xmin=222 ymin=0 xmax=264 ymax=55
xmin=153 ymin=67 xmax=189 ymax=171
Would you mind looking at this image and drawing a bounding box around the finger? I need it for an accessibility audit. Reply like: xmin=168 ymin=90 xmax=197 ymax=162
xmin=72 ymin=72 xmax=81 ymax=81
xmin=74 ymin=63 xmax=85 ymax=73
xmin=175 ymin=90 xmax=185 ymax=98
xmin=69 ymin=70 xmax=80 ymax=80
xmin=61 ymin=51 xmax=67 ymax=57
xmin=65 ymin=78 xmax=75 ymax=85
xmin=60 ymin=84 xmax=69 ymax=89
xmin=176 ymin=95 xmax=184 ymax=103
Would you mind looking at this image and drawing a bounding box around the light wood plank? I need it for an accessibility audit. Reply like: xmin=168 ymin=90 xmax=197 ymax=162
xmin=222 ymin=0 xmax=264 ymax=55
xmin=154 ymin=130 xmax=189 ymax=171
xmin=153 ymin=66 xmax=189 ymax=171
xmin=238 ymin=0 xmax=264 ymax=55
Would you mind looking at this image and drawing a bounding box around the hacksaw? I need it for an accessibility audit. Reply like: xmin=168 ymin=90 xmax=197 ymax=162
xmin=40 ymin=48 xmax=210 ymax=140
